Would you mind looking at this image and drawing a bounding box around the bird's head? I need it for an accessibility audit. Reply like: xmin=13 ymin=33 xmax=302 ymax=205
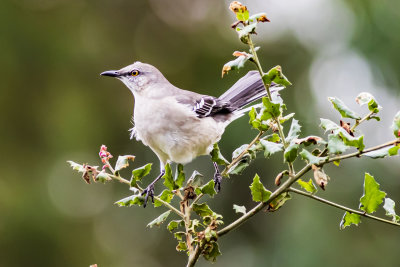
xmin=100 ymin=62 xmax=167 ymax=95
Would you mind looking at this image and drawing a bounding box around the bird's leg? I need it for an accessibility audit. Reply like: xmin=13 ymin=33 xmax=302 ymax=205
xmin=213 ymin=162 xmax=222 ymax=192
xmin=142 ymin=165 xmax=165 ymax=208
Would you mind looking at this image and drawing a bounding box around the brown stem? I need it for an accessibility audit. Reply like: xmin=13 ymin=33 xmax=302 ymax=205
xmin=289 ymin=187 xmax=400 ymax=227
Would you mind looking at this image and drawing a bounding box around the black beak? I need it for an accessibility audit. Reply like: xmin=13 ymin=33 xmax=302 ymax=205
xmin=100 ymin=70 xmax=120 ymax=77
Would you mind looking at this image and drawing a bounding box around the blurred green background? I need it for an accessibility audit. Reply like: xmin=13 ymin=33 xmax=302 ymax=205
xmin=1 ymin=0 xmax=400 ymax=266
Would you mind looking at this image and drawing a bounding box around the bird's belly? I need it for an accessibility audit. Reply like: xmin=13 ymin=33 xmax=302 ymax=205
xmin=134 ymin=98 xmax=224 ymax=164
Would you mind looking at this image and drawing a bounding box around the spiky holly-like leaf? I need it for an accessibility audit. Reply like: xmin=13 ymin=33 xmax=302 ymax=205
xmin=297 ymin=178 xmax=317 ymax=194
xmin=249 ymin=174 xmax=271 ymax=202
xmin=233 ymin=204 xmax=246 ymax=215
xmin=286 ymin=119 xmax=301 ymax=143
xmin=340 ymin=212 xmax=361 ymax=229
xmin=154 ymin=189 xmax=174 ymax=208
xmin=130 ymin=163 xmax=152 ymax=187
xmin=259 ymin=140 xmax=283 ymax=158
xmin=192 ymin=203 xmax=214 ymax=217
xmin=359 ymin=173 xmax=386 ymax=214
xmin=284 ymin=143 xmax=299 ymax=163
xmin=211 ymin=143 xmax=229 ymax=165
xmin=383 ymin=198 xmax=400 ymax=222
xmin=147 ymin=210 xmax=171 ymax=228
xmin=114 ymin=155 xmax=135 ymax=172
xmin=300 ymin=149 xmax=327 ymax=165
xmin=328 ymin=97 xmax=361 ymax=120
xmin=195 ymin=180 xmax=217 ymax=197
xmin=364 ymin=146 xmax=399 ymax=159
xmin=391 ymin=111 xmax=400 ymax=138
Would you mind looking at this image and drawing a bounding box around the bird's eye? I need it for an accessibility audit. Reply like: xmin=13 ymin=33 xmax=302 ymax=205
xmin=130 ymin=70 xmax=140 ymax=76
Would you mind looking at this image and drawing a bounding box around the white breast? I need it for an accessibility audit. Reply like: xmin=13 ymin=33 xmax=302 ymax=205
xmin=133 ymin=95 xmax=226 ymax=164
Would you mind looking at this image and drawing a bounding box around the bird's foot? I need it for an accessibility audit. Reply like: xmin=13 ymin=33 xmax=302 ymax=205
xmin=213 ymin=172 xmax=222 ymax=193
xmin=141 ymin=183 xmax=155 ymax=208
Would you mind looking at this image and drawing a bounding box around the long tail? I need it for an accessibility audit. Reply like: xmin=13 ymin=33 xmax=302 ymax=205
xmin=218 ymin=71 xmax=282 ymax=110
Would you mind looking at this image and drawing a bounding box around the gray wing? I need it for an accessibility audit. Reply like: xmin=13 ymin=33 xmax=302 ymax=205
xmin=176 ymin=92 xmax=232 ymax=118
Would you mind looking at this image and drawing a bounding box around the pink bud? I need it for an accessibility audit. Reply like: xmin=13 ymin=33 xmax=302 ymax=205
xmin=102 ymin=164 xmax=109 ymax=170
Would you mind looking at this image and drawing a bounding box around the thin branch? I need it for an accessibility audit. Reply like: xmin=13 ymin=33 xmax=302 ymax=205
xmin=247 ymin=36 xmax=295 ymax=175
xmin=187 ymin=242 xmax=204 ymax=267
xmin=222 ymin=131 xmax=264 ymax=176
xmin=190 ymin=193 xmax=204 ymax=209
xmin=288 ymin=187 xmax=400 ymax=227
xmin=327 ymin=139 xmax=400 ymax=163
xmin=350 ymin=110 xmax=374 ymax=132
xmin=109 ymin=174 xmax=185 ymax=218
xmin=218 ymin=139 xmax=399 ymax=236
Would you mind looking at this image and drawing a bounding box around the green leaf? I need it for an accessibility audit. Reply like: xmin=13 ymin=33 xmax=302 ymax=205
xmin=263 ymin=133 xmax=281 ymax=143
xmin=280 ymin=113 xmax=295 ymax=124
xmin=95 ymin=170 xmax=112 ymax=183
xmin=259 ymin=140 xmax=284 ymax=158
xmin=192 ymin=203 xmax=214 ymax=217
xmin=364 ymin=146 xmax=399 ymax=159
xmin=268 ymin=192 xmax=291 ymax=211
xmin=300 ymin=149 xmax=327 ymax=165
xmin=203 ymin=242 xmax=221 ymax=262
xmin=173 ymin=231 xmax=186 ymax=241
xmin=228 ymin=161 xmax=249 ymax=175
xmin=67 ymin=161 xmax=85 ymax=173
xmin=286 ymin=119 xmax=301 ymax=142
xmin=222 ymin=54 xmax=251 ymax=77
xmin=147 ymin=210 xmax=171 ymax=228
xmin=320 ymin=118 xmax=341 ymax=133
xmin=248 ymin=107 xmax=268 ymax=131
xmin=262 ymin=65 xmax=292 ymax=87
xmin=235 ymin=8 xmax=249 ymax=21
xmin=167 ymin=220 xmax=184 ymax=232
xmin=211 ymin=143 xmax=229 ymax=165
xmin=340 ymin=212 xmax=361 ymax=229
xmin=153 ymin=189 xmax=174 ymax=208
xmin=260 ymin=97 xmax=282 ymax=120
xmin=176 ymin=241 xmax=188 ymax=252
xmin=339 ymin=132 xmax=365 ymax=151
xmin=130 ymin=163 xmax=152 ymax=186
xmin=114 ymin=155 xmax=135 ymax=172
xmin=175 ymin=164 xmax=185 ymax=188
xmin=391 ymin=111 xmax=400 ymax=138
xmin=233 ymin=204 xmax=246 ymax=215
xmin=237 ymin=23 xmax=257 ymax=44
xmin=327 ymin=134 xmax=348 ymax=154
xmin=249 ymin=174 xmax=271 ymax=202
xmin=359 ymin=173 xmax=387 ymax=214
xmin=356 ymin=92 xmax=381 ymax=113
xmin=195 ymin=180 xmax=217 ymax=197
xmin=383 ymin=198 xmax=400 ymax=222
xmin=328 ymin=97 xmax=361 ymax=120
xmin=186 ymin=170 xmax=203 ymax=187
xmin=284 ymin=143 xmax=299 ymax=163
xmin=228 ymin=143 xmax=259 ymax=175
xmin=297 ymin=178 xmax=317 ymax=194
xmin=115 ymin=194 xmax=144 ymax=207
xmin=162 ymin=163 xmax=176 ymax=190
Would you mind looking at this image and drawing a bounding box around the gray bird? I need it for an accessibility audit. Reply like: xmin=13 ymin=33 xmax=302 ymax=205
xmin=101 ymin=62 xmax=281 ymax=206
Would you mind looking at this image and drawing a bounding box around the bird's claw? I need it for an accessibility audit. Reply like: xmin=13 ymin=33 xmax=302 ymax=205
xmin=142 ymin=183 xmax=155 ymax=208
xmin=213 ymin=172 xmax=222 ymax=193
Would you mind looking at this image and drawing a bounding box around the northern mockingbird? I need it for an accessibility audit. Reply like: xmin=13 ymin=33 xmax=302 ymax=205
xmin=101 ymin=62 xmax=281 ymax=206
